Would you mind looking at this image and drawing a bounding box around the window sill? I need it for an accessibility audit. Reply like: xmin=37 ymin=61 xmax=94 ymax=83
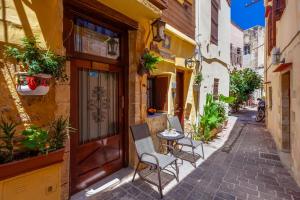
xmin=147 ymin=112 xmax=167 ymax=118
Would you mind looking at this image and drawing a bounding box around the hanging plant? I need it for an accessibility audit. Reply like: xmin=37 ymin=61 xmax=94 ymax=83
xmin=138 ymin=49 xmax=161 ymax=76
xmin=4 ymin=36 xmax=67 ymax=95
xmin=193 ymin=72 xmax=203 ymax=91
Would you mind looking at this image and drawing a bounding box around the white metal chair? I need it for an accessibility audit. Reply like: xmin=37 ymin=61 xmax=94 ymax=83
xmin=130 ymin=123 xmax=179 ymax=198
xmin=167 ymin=116 xmax=205 ymax=167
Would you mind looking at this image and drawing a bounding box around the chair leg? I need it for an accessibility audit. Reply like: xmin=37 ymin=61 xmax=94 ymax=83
xmin=157 ymin=167 xmax=163 ymax=199
xmin=175 ymin=159 xmax=179 ymax=182
xmin=201 ymin=142 xmax=205 ymax=159
xmin=192 ymin=147 xmax=196 ymax=168
xmin=132 ymin=160 xmax=140 ymax=182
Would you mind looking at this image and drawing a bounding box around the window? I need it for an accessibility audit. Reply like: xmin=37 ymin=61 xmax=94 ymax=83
xmin=74 ymin=18 xmax=120 ymax=60
xmin=237 ymin=47 xmax=242 ymax=66
xmin=237 ymin=47 xmax=241 ymax=55
xmin=210 ymin=0 xmax=219 ymax=45
xmin=147 ymin=76 xmax=169 ymax=112
xmin=213 ymin=78 xmax=219 ymax=100
xmin=244 ymin=44 xmax=251 ymax=55
xmin=268 ymin=86 xmax=272 ymax=109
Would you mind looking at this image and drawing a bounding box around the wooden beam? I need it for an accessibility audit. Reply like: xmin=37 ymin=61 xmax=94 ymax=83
xmin=64 ymin=0 xmax=138 ymax=30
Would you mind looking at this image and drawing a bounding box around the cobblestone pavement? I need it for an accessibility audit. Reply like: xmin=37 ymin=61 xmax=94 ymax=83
xmin=92 ymin=110 xmax=300 ymax=200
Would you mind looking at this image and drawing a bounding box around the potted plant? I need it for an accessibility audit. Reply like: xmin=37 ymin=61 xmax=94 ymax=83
xmin=193 ymin=72 xmax=203 ymax=91
xmin=0 ymin=119 xmax=17 ymax=163
xmin=4 ymin=37 xmax=67 ymax=95
xmin=0 ymin=116 xmax=72 ymax=181
xmin=138 ymin=49 xmax=161 ymax=76
xmin=147 ymin=108 xmax=157 ymax=115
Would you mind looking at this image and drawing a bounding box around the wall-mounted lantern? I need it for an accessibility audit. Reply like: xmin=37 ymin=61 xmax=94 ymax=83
xmin=152 ymin=19 xmax=166 ymax=42
xmin=107 ymin=38 xmax=118 ymax=56
xmin=185 ymin=57 xmax=200 ymax=70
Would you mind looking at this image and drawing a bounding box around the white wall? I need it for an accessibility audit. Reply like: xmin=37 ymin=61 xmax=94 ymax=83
xmin=230 ymin=22 xmax=244 ymax=71
xmin=195 ymin=0 xmax=231 ymax=114
xmin=231 ymin=23 xmax=244 ymax=49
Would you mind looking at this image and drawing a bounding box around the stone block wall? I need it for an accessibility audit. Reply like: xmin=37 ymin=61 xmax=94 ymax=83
xmin=0 ymin=0 xmax=70 ymax=199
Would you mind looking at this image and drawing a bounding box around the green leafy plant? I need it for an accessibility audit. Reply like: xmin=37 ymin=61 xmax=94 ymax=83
xmin=0 ymin=119 xmax=17 ymax=163
xmin=21 ymin=126 xmax=49 ymax=154
xmin=48 ymin=116 xmax=75 ymax=150
xmin=201 ymin=94 xmax=222 ymax=140
xmin=219 ymin=94 xmax=235 ymax=104
xmin=193 ymin=94 xmax=233 ymax=142
xmin=4 ymin=36 xmax=67 ymax=81
xmin=194 ymin=72 xmax=203 ymax=85
xmin=139 ymin=52 xmax=161 ymax=75
xmin=230 ymin=68 xmax=262 ymax=111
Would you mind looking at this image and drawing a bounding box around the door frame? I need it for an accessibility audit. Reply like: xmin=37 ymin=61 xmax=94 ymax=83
xmin=63 ymin=2 xmax=130 ymax=195
xmin=175 ymin=70 xmax=185 ymax=126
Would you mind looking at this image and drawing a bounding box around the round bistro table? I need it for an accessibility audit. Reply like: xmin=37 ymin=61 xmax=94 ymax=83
xmin=157 ymin=130 xmax=184 ymax=153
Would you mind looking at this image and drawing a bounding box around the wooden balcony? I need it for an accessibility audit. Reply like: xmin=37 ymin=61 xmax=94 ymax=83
xmin=149 ymin=0 xmax=168 ymax=10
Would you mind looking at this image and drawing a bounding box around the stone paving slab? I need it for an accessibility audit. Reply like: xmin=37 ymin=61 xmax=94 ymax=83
xmin=74 ymin=110 xmax=300 ymax=200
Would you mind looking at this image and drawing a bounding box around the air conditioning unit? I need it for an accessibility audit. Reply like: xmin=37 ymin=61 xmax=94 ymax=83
xmin=271 ymin=47 xmax=281 ymax=65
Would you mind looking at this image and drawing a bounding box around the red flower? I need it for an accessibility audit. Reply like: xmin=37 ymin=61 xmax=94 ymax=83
xmin=26 ymin=76 xmax=37 ymax=90
xmin=40 ymin=79 xmax=48 ymax=86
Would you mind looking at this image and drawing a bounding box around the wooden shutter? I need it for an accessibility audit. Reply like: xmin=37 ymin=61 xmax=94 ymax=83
xmin=268 ymin=8 xmax=276 ymax=55
xmin=211 ymin=0 xmax=219 ymax=45
xmin=213 ymin=78 xmax=219 ymax=100
xmin=154 ymin=76 xmax=169 ymax=111
xmin=273 ymin=0 xmax=286 ymax=20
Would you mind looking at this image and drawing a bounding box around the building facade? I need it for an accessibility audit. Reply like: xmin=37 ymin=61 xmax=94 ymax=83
xmin=195 ymin=0 xmax=231 ymax=115
xmin=264 ymin=0 xmax=300 ymax=186
xmin=0 ymin=0 xmax=197 ymax=199
xmin=230 ymin=22 xmax=243 ymax=72
xmin=243 ymin=25 xmax=265 ymax=103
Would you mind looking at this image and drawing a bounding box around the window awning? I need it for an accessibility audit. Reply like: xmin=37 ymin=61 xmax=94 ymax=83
xmin=273 ymin=63 xmax=292 ymax=72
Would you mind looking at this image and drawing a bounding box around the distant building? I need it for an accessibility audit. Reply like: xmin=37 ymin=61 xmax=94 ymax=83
xmin=195 ymin=0 xmax=231 ymax=115
xmin=243 ymin=25 xmax=265 ymax=102
xmin=230 ymin=22 xmax=243 ymax=72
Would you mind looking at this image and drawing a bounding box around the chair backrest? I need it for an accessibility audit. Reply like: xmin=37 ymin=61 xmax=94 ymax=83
xmin=130 ymin=123 xmax=156 ymax=158
xmin=168 ymin=116 xmax=184 ymax=133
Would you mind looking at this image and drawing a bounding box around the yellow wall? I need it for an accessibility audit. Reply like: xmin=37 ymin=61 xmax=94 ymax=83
xmin=0 ymin=0 xmax=69 ymax=199
xmin=0 ymin=164 xmax=62 ymax=200
xmin=265 ymin=0 xmax=300 ymax=186
xmin=149 ymin=28 xmax=197 ymax=121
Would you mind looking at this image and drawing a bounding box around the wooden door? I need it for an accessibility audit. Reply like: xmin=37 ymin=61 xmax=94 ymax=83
xmin=70 ymin=59 xmax=124 ymax=194
xmin=281 ymin=72 xmax=291 ymax=152
xmin=175 ymin=71 xmax=184 ymax=125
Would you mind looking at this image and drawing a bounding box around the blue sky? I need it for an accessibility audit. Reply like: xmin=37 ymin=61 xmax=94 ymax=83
xmin=231 ymin=0 xmax=265 ymax=30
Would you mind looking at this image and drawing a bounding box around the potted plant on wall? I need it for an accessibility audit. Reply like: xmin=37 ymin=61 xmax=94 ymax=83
xmin=4 ymin=37 xmax=67 ymax=95
xmin=138 ymin=49 xmax=161 ymax=76
xmin=193 ymin=72 xmax=203 ymax=92
xmin=0 ymin=116 xmax=73 ymax=181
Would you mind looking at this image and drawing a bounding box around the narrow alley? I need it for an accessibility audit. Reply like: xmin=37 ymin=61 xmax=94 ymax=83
xmin=88 ymin=110 xmax=300 ymax=200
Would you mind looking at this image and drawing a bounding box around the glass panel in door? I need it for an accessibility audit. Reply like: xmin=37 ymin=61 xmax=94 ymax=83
xmin=78 ymin=69 xmax=118 ymax=144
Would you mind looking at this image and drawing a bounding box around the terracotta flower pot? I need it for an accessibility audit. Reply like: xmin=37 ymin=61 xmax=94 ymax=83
xmin=210 ymin=128 xmax=218 ymax=137
xmin=224 ymin=120 xmax=228 ymax=127
xmin=0 ymin=148 xmax=64 ymax=181
xmin=193 ymin=84 xmax=201 ymax=92
xmin=217 ymin=126 xmax=223 ymax=133
xmin=16 ymin=73 xmax=52 ymax=95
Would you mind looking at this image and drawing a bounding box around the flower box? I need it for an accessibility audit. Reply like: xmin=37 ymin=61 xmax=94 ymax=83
xmin=0 ymin=148 xmax=64 ymax=181
xmin=16 ymin=72 xmax=52 ymax=96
